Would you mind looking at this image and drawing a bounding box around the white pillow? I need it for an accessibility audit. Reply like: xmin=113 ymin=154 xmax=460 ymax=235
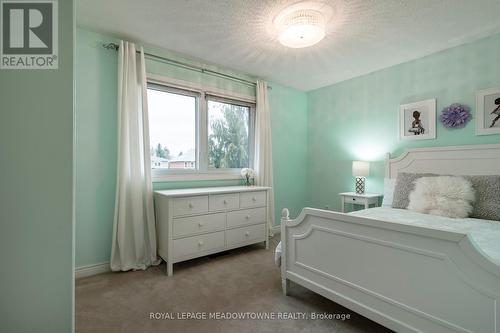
xmin=408 ymin=176 xmax=475 ymax=218
xmin=381 ymin=178 xmax=396 ymax=207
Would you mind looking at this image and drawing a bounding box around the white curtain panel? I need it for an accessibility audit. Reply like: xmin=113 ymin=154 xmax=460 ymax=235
xmin=255 ymin=80 xmax=275 ymax=233
xmin=111 ymin=41 xmax=160 ymax=271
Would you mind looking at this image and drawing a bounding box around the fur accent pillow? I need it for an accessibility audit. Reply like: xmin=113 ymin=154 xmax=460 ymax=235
xmin=408 ymin=176 xmax=476 ymax=218
xmin=392 ymin=172 xmax=438 ymax=209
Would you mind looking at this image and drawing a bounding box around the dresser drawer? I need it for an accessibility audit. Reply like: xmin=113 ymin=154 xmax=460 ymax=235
xmin=240 ymin=191 xmax=266 ymax=208
xmin=172 ymin=196 xmax=208 ymax=217
xmin=227 ymin=207 xmax=266 ymax=228
xmin=173 ymin=231 xmax=225 ymax=259
xmin=209 ymin=193 xmax=239 ymax=212
xmin=227 ymin=224 xmax=266 ymax=247
xmin=172 ymin=213 xmax=225 ymax=238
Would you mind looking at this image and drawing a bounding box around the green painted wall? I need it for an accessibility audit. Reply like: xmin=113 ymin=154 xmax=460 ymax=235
xmin=269 ymin=84 xmax=308 ymax=221
xmin=307 ymin=32 xmax=500 ymax=212
xmin=75 ymin=28 xmax=308 ymax=268
xmin=0 ymin=1 xmax=75 ymax=332
xmin=75 ymin=29 xmax=118 ymax=269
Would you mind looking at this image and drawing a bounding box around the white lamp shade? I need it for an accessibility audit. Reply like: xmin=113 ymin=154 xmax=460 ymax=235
xmin=352 ymin=161 xmax=370 ymax=177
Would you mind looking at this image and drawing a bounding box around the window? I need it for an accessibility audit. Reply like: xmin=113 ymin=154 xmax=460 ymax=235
xmin=147 ymin=82 xmax=255 ymax=180
xmin=207 ymin=97 xmax=253 ymax=169
xmin=147 ymin=84 xmax=198 ymax=171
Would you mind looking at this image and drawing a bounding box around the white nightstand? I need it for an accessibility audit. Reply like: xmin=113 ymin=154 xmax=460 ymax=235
xmin=339 ymin=192 xmax=383 ymax=213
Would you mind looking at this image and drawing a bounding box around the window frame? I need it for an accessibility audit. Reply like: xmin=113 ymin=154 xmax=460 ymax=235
xmin=146 ymin=76 xmax=256 ymax=182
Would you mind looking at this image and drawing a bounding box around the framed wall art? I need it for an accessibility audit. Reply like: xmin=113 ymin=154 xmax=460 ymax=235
xmin=476 ymin=87 xmax=500 ymax=136
xmin=399 ymin=98 xmax=436 ymax=141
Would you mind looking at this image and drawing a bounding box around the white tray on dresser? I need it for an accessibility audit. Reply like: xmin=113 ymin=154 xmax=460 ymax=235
xmin=154 ymin=186 xmax=270 ymax=276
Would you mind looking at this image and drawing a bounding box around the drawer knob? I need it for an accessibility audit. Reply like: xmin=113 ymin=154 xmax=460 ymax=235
xmin=188 ymin=203 xmax=194 ymax=208
xmin=245 ymin=231 xmax=250 ymax=236
xmin=245 ymin=215 xmax=250 ymax=220
xmin=223 ymin=200 xmax=227 ymax=204
xmin=198 ymin=222 xmax=204 ymax=227
xmin=252 ymin=197 xmax=256 ymax=201
xmin=198 ymin=241 xmax=204 ymax=246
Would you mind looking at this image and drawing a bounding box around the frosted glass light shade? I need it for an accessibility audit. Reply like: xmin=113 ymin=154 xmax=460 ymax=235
xmin=274 ymin=3 xmax=330 ymax=49
xmin=352 ymin=161 xmax=370 ymax=177
xmin=278 ymin=19 xmax=325 ymax=48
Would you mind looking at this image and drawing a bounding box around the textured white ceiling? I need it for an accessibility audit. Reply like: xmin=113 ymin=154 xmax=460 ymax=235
xmin=77 ymin=0 xmax=500 ymax=91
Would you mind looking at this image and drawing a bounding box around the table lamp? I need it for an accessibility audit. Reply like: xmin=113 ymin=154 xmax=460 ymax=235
xmin=352 ymin=161 xmax=370 ymax=194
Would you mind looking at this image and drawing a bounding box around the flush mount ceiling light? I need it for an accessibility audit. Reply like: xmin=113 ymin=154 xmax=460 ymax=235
xmin=274 ymin=1 xmax=333 ymax=48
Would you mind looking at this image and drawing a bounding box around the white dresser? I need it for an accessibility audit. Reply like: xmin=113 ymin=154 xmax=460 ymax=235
xmin=154 ymin=186 xmax=270 ymax=276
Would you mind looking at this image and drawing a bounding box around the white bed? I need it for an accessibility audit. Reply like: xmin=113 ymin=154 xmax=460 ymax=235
xmin=351 ymin=207 xmax=500 ymax=265
xmin=280 ymin=144 xmax=500 ymax=333
xmin=276 ymin=207 xmax=500 ymax=266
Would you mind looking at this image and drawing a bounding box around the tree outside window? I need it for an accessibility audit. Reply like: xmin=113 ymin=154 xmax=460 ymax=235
xmin=208 ymin=100 xmax=250 ymax=169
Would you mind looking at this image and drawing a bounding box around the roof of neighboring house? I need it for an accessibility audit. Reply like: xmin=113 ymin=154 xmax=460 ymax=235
xmin=169 ymin=149 xmax=195 ymax=162
xmin=151 ymin=156 xmax=169 ymax=163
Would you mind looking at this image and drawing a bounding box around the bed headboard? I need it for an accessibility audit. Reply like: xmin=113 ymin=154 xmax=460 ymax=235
xmin=385 ymin=144 xmax=500 ymax=179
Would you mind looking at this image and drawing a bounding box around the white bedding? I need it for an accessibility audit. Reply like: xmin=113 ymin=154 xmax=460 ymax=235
xmin=351 ymin=207 xmax=500 ymax=264
xmin=275 ymin=207 xmax=500 ymax=265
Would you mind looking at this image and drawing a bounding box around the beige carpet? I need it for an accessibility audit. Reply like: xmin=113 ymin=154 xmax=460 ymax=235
xmin=76 ymin=237 xmax=392 ymax=333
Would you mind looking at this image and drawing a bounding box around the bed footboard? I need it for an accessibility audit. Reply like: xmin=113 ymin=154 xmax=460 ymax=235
xmin=280 ymin=208 xmax=500 ymax=333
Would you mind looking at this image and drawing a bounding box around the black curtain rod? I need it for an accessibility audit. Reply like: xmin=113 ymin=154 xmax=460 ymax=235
xmin=102 ymin=42 xmax=262 ymax=88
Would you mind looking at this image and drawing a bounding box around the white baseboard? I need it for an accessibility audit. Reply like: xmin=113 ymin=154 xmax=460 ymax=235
xmin=270 ymin=225 xmax=281 ymax=235
xmin=75 ymin=262 xmax=110 ymax=279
